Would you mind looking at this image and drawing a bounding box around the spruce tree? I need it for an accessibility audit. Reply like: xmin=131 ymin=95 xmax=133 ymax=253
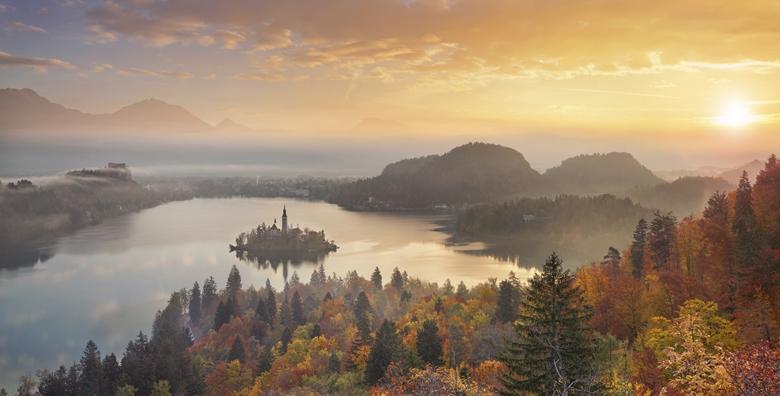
xmin=495 ymin=279 xmax=517 ymax=324
xmin=371 ymin=267 xmax=383 ymax=289
xmin=353 ymin=291 xmax=373 ymax=342
xmin=456 ymin=281 xmax=469 ymax=299
xmin=279 ymin=296 xmax=292 ymax=327
xmin=416 ymin=319 xmax=443 ymax=366
xmin=100 ymin=353 xmax=121 ymax=396
xmin=630 ymin=218 xmax=648 ymax=277
xmin=78 ymin=340 xmax=102 ymax=396
xmin=266 ymin=284 xmax=277 ymax=327
xmin=228 ymin=337 xmax=245 ymax=363
xmin=189 ymin=281 xmax=202 ymax=326
xmin=256 ymin=346 xmax=273 ymax=374
xmin=280 ymin=327 xmax=293 ymax=354
xmin=226 ymin=265 xmax=242 ymax=297
xmin=291 ymin=291 xmax=305 ymax=326
xmin=390 ymin=267 xmax=404 ymax=291
xmin=310 ymin=323 xmax=322 ymax=338
xmin=213 ymin=300 xmax=230 ymax=330
xmin=733 ymin=171 xmax=760 ymax=270
xmin=500 ymin=253 xmax=596 ymax=395
xmin=649 ymin=211 xmax=677 ymax=270
xmin=703 ymin=190 xmax=729 ymax=225
xmin=255 ymin=296 xmax=269 ymax=324
xmin=328 ymin=351 xmax=341 ymax=373
xmin=601 ymin=247 xmax=621 ymax=267
xmin=365 ymin=320 xmax=399 ymax=385
xmin=202 ymin=276 xmax=218 ymax=309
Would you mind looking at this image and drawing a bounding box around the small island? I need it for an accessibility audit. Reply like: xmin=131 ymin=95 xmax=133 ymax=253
xmin=229 ymin=206 xmax=338 ymax=255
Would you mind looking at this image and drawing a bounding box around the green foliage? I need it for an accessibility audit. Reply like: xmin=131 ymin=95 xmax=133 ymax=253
xmin=494 ymin=279 xmax=517 ymax=324
xmin=150 ymin=380 xmax=172 ymax=396
xmin=500 ymin=253 xmax=597 ymax=395
xmin=648 ymin=211 xmax=677 ymax=270
xmin=391 ymin=267 xmax=404 ymax=291
xmin=115 ymin=384 xmax=137 ymax=396
xmin=226 ymin=265 xmax=242 ymax=297
xmin=189 ymin=281 xmax=202 ymax=326
xmin=630 ymin=218 xmax=648 ymax=278
xmin=416 ymin=319 xmax=444 ymax=366
xmin=365 ymin=320 xmax=400 ymax=385
xmin=228 ymin=337 xmax=245 ymax=363
xmin=371 ymin=267 xmax=382 ymax=289
xmin=353 ymin=291 xmax=373 ymax=343
xmin=292 ymin=291 xmax=305 ymax=326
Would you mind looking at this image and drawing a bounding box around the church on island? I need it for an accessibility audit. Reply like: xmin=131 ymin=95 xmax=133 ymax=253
xmin=230 ymin=206 xmax=338 ymax=253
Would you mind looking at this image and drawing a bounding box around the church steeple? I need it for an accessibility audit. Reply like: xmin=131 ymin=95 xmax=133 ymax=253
xmin=282 ymin=205 xmax=288 ymax=233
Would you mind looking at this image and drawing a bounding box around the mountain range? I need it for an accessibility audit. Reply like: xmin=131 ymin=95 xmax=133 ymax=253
xmin=0 ymin=88 xmax=233 ymax=133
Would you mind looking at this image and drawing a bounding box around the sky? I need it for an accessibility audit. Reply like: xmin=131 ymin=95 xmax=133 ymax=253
xmin=0 ymin=0 xmax=779 ymax=164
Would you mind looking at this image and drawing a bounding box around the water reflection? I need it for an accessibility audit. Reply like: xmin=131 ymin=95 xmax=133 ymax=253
xmin=233 ymin=249 xmax=328 ymax=280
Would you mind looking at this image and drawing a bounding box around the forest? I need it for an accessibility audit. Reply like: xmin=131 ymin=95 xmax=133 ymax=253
xmin=6 ymin=154 xmax=780 ymax=395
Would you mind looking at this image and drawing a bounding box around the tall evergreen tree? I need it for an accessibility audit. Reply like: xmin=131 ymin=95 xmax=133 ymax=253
xmin=120 ymin=332 xmax=154 ymax=395
xmin=202 ymin=276 xmax=218 ymax=309
xmin=500 ymin=253 xmax=596 ymax=395
xmin=353 ymin=291 xmax=373 ymax=342
xmin=213 ymin=300 xmax=231 ymax=330
xmin=703 ymin=190 xmax=729 ymax=225
xmin=371 ymin=267 xmax=383 ymax=289
xmin=100 ymin=353 xmax=121 ymax=396
xmin=279 ymin=296 xmax=292 ymax=327
xmin=228 ymin=337 xmax=245 ymax=363
xmin=266 ymin=283 xmax=277 ymax=327
xmin=365 ymin=320 xmax=400 ymax=385
xmin=495 ymin=279 xmax=518 ymax=324
xmin=77 ymin=340 xmax=101 ymax=396
xmin=733 ymin=171 xmax=760 ymax=271
xmin=390 ymin=267 xmax=404 ymax=291
xmin=291 ymin=291 xmax=305 ymax=326
xmin=255 ymin=296 xmax=269 ymax=324
xmin=226 ymin=265 xmax=242 ymax=297
xmin=280 ymin=327 xmax=293 ymax=354
xmin=630 ymin=218 xmax=648 ymax=277
xmin=601 ymin=246 xmax=621 ymax=267
xmin=456 ymin=281 xmax=469 ymax=299
xmin=649 ymin=211 xmax=677 ymax=270
xmin=416 ymin=319 xmax=444 ymax=366
xmin=189 ymin=281 xmax=202 ymax=326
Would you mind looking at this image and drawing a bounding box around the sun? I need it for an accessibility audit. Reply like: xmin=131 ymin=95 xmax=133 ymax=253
xmin=715 ymin=100 xmax=756 ymax=128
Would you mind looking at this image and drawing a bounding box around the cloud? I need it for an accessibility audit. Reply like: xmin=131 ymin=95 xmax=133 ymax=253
xmin=117 ymin=66 xmax=194 ymax=79
xmin=92 ymin=62 xmax=114 ymax=72
xmin=6 ymin=21 xmax=47 ymax=33
xmin=82 ymin=0 xmax=780 ymax=85
xmin=0 ymin=50 xmax=75 ymax=70
xmin=0 ymin=3 xmax=8 ymax=13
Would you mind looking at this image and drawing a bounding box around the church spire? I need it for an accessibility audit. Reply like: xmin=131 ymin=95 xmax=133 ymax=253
xmin=282 ymin=205 xmax=288 ymax=233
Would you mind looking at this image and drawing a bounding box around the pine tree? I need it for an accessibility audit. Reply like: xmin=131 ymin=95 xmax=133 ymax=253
xmin=353 ymin=291 xmax=373 ymax=342
xmin=213 ymin=300 xmax=230 ymax=330
xmin=280 ymin=327 xmax=293 ymax=354
xmin=495 ymin=279 xmax=518 ymax=324
xmin=279 ymin=296 xmax=292 ymax=327
xmin=78 ymin=340 xmax=102 ymax=396
xmin=416 ymin=319 xmax=443 ymax=366
xmin=266 ymin=283 xmax=277 ymax=327
xmin=100 ymin=353 xmax=121 ymax=396
xmin=733 ymin=171 xmax=760 ymax=270
xmin=500 ymin=253 xmax=596 ymax=395
xmin=456 ymin=281 xmax=469 ymax=299
xmin=202 ymin=276 xmax=218 ymax=309
xmin=365 ymin=320 xmax=400 ymax=385
xmin=391 ymin=267 xmax=404 ymax=291
xmin=704 ymin=190 xmax=729 ymax=225
xmin=226 ymin=265 xmax=242 ymax=297
xmin=601 ymin=246 xmax=621 ymax=267
xmin=189 ymin=281 xmax=202 ymax=326
xmin=256 ymin=347 xmax=273 ymax=374
xmin=120 ymin=332 xmax=154 ymax=395
xmin=255 ymin=296 xmax=269 ymax=324
xmin=228 ymin=337 xmax=245 ymax=363
xmin=291 ymin=291 xmax=305 ymax=326
xmin=630 ymin=218 xmax=648 ymax=277
xmin=649 ymin=211 xmax=677 ymax=270
xmin=371 ymin=267 xmax=383 ymax=289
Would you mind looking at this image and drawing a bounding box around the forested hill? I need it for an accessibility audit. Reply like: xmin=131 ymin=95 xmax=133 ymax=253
xmin=331 ymin=142 xmax=544 ymax=209
xmin=543 ymin=152 xmax=665 ymax=195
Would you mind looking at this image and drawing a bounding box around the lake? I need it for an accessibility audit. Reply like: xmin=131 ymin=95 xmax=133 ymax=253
xmin=0 ymin=197 xmax=534 ymax=390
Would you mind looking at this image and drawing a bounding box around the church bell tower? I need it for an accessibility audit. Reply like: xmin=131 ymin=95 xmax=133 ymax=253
xmin=282 ymin=205 xmax=288 ymax=233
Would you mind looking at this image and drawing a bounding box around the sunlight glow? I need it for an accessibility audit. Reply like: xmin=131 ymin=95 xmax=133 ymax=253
xmin=715 ymin=100 xmax=756 ymax=128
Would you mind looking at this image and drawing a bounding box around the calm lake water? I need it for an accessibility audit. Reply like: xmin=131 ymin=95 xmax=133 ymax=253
xmin=0 ymin=197 xmax=533 ymax=390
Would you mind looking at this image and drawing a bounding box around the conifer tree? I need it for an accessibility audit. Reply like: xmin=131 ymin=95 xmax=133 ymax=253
xmin=279 ymin=296 xmax=292 ymax=327
xmin=214 ymin=300 xmax=230 ymax=330
xmin=371 ymin=267 xmax=383 ymax=289
xmin=495 ymin=279 xmax=517 ymax=324
xmin=391 ymin=267 xmax=404 ymax=291
xmin=703 ymin=190 xmax=729 ymax=225
xmin=328 ymin=351 xmax=341 ymax=373
xmin=630 ymin=218 xmax=648 ymax=277
xmin=189 ymin=281 xmax=202 ymax=326
xmin=280 ymin=327 xmax=293 ymax=354
xmin=601 ymin=247 xmax=621 ymax=267
xmin=100 ymin=353 xmax=121 ymax=396
xmin=291 ymin=291 xmax=305 ymax=326
xmin=78 ymin=340 xmax=102 ymax=396
xmin=500 ymin=253 xmax=596 ymax=395
xmin=228 ymin=337 xmax=245 ymax=363
xmin=649 ymin=211 xmax=677 ymax=270
xmin=256 ymin=347 xmax=273 ymax=374
xmin=311 ymin=323 xmax=322 ymax=338
xmin=266 ymin=283 xmax=277 ymax=327
xmin=416 ymin=319 xmax=443 ymax=366
xmin=442 ymin=279 xmax=454 ymax=295
xmin=202 ymin=276 xmax=218 ymax=309
xmin=226 ymin=265 xmax=242 ymax=297
xmin=456 ymin=281 xmax=469 ymax=299
xmin=353 ymin=291 xmax=373 ymax=342
xmin=255 ymin=296 xmax=269 ymax=324
xmin=733 ymin=171 xmax=760 ymax=271
xmin=365 ymin=320 xmax=400 ymax=385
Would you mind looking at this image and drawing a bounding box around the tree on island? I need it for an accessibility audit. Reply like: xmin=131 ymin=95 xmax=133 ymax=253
xmin=500 ymin=253 xmax=597 ymax=395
